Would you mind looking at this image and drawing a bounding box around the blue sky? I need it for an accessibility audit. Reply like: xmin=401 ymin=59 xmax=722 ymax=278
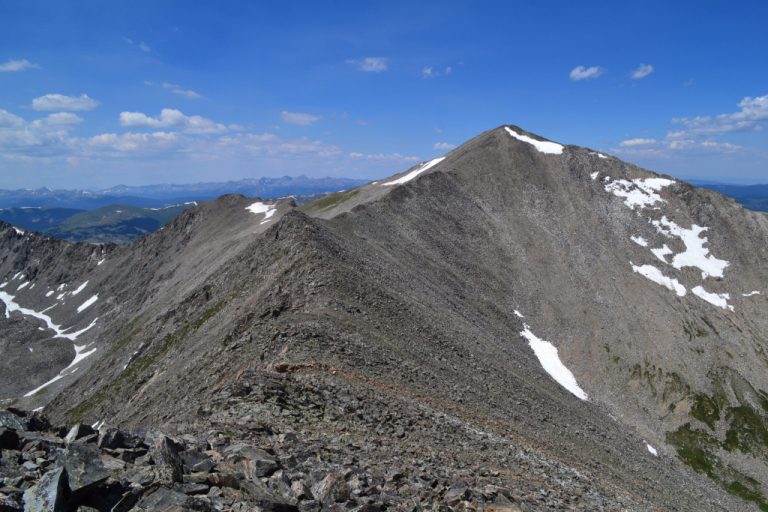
xmin=1 ymin=1 xmax=767 ymax=189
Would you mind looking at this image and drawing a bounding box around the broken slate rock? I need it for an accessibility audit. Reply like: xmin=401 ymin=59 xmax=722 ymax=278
xmin=22 ymin=466 xmax=68 ymax=512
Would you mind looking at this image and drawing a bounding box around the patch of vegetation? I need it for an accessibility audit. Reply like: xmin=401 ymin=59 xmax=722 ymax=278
xmin=726 ymin=481 xmax=768 ymax=511
xmin=303 ymin=188 xmax=360 ymax=212
xmin=667 ymin=423 xmax=719 ymax=478
xmin=723 ymin=404 xmax=768 ymax=455
xmin=690 ymin=393 xmax=722 ymax=430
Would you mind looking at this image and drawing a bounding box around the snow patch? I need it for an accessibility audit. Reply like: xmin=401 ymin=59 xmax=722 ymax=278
xmin=77 ymin=294 xmax=98 ymax=313
xmin=245 ymin=202 xmax=277 ymax=224
xmin=0 ymin=291 xmax=97 ymax=340
xmin=13 ymin=227 xmax=25 ymax=235
xmin=504 ymin=127 xmax=564 ymax=155
xmin=71 ymin=281 xmax=89 ymax=296
xmin=97 ymin=258 xmax=105 ymax=266
xmin=650 ymin=217 xmax=729 ymax=279
xmin=45 ymin=290 xmax=54 ymax=297
xmin=630 ymin=235 xmax=648 ymax=247
xmin=383 ymin=156 xmax=446 ymax=186
xmin=590 ymin=172 xmax=599 ymax=180
xmin=604 ymin=178 xmax=675 ymax=209
xmin=518 ymin=320 xmax=588 ymax=401
xmin=24 ymin=375 xmax=63 ymax=397
xmin=632 ymin=264 xmax=687 ymax=297
xmin=513 ymin=310 xmax=524 ymax=318
xmin=692 ymin=286 xmax=733 ymax=311
xmin=646 ymin=444 xmax=658 ymax=456
xmin=743 ymin=291 xmax=761 ymax=297
xmin=17 ymin=281 xmax=29 ymax=290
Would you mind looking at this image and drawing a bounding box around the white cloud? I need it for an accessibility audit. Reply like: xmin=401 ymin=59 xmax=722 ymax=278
xmin=0 ymin=109 xmax=79 ymax=158
xmin=421 ymin=66 xmax=453 ymax=79
xmin=347 ymin=57 xmax=388 ymax=72
xmin=631 ymin=64 xmax=654 ymax=80
xmin=161 ymin=82 xmax=203 ymax=99
xmin=569 ymin=65 xmax=604 ymax=81
xmin=119 ymin=108 xmax=227 ymax=133
xmin=620 ymin=138 xmax=656 ymax=147
xmin=281 ymin=111 xmax=321 ymax=126
xmin=0 ymin=59 xmax=40 ymax=72
xmin=673 ymin=93 xmax=768 ymax=135
xmin=31 ymin=94 xmax=99 ymax=112
xmin=349 ymin=151 xmax=419 ymax=162
xmin=145 ymin=81 xmax=204 ymax=99
xmin=434 ymin=142 xmax=456 ymax=150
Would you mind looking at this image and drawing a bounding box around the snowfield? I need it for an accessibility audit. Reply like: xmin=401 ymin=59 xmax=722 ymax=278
xmin=631 ymin=264 xmax=687 ymax=297
xmin=692 ymin=286 xmax=733 ymax=311
xmin=604 ymin=178 xmax=675 ymax=209
xmin=504 ymin=127 xmax=564 ymax=155
xmin=518 ymin=317 xmax=588 ymax=401
xmin=383 ymin=156 xmax=446 ymax=186
xmin=651 ymin=217 xmax=729 ymax=279
xmin=245 ymin=201 xmax=277 ymax=224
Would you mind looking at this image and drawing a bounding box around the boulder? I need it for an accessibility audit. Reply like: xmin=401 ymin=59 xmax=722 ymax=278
xmin=59 ymin=444 xmax=109 ymax=495
xmin=22 ymin=466 xmax=68 ymax=512
xmin=223 ymin=443 xmax=278 ymax=479
xmin=63 ymin=424 xmax=95 ymax=445
xmin=153 ymin=436 xmax=184 ymax=484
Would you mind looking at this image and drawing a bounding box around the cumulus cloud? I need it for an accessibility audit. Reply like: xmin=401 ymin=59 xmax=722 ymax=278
xmin=0 ymin=109 xmax=80 ymax=159
xmin=119 ymin=108 xmax=227 ymax=133
xmin=612 ymin=93 xmax=768 ymax=158
xmin=0 ymin=59 xmax=40 ymax=72
xmin=347 ymin=57 xmax=388 ymax=72
xmin=434 ymin=142 xmax=456 ymax=150
xmin=569 ymin=65 xmax=604 ymax=81
xmin=631 ymin=64 xmax=654 ymax=80
xmin=281 ymin=111 xmax=321 ymax=126
xmin=32 ymin=94 xmax=99 ymax=112
xmin=672 ymin=93 xmax=768 ymax=135
xmin=620 ymin=138 xmax=656 ymax=147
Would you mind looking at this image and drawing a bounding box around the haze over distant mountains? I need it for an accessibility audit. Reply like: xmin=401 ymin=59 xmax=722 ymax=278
xmin=0 ymin=176 xmax=368 ymax=210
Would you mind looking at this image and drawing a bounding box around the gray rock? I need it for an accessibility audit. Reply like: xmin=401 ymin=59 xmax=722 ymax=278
xmin=310 ymin=474 xmax=349 ymax=504
xmin=59 ymin=444 xmax=109 ymax=495
xmin=22 ymin=466 xmax=67 ymax=512
xmin=223 ymin=444 xmax=278 ymax=479
xmin=153 ymin=436 xmax=184 ymax=484
xmin=63 ymin=424 xmax=95 ymax=445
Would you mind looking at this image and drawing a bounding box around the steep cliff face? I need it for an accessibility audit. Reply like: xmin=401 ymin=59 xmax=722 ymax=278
xmin=2 ymin=126 xmax=767 ymax=510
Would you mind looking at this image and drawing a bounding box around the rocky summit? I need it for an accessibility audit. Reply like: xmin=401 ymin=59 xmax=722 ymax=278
xmin=1 ymin=125 xmax=767 ymax=511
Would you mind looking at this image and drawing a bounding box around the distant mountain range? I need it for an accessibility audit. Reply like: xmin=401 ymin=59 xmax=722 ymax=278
xmin=0 ymin=176 xmax=367 ymax=243
xmin=0 ymin=176 xmax=369 ymax=210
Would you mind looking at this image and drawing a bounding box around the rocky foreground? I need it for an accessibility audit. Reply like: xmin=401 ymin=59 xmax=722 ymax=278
xmin=1 ymin=406 xmax=541 ymax=512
